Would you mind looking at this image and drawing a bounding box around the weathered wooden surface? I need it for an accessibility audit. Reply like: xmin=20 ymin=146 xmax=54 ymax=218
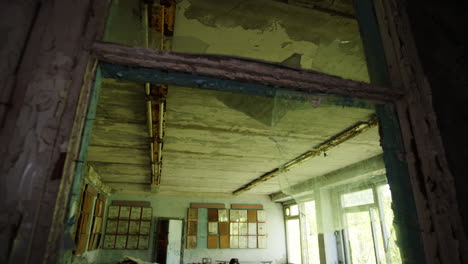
xmin=91 ymin=41 xmax=402 ymax=102
xmin=0 ymin=0 xmax=110 ymax=263
xmin=373 ymin=0 xmax=468 ymax=263
xmin=86 ymin=78 xmax=152 ymax=186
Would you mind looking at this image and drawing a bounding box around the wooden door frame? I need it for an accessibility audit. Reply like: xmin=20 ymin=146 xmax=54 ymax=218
xmin=43 ymin=1 xmax=467 ymax=263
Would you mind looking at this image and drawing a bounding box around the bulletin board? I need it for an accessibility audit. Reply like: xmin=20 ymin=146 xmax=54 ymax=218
xmin=186 ymin=204 xmax=266 ymax=249
xmin=103 ymin=201 xmax=153 ymax=249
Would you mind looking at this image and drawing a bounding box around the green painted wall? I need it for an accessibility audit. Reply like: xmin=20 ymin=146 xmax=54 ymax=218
xmin=97 ymin=194 xmax=286 ymax=264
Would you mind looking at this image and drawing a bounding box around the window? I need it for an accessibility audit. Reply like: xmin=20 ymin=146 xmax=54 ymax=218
xmin=283 ymin=179 xmax=402 ymax=264
xmin=340 ymin=184 xmax=400 ymax=264
xmin=285 ymin=203 xmax=302 ymax=264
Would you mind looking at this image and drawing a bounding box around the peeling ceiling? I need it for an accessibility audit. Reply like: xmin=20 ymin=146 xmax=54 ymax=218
xmin=90 ymin=0 xmax=381 ymax=195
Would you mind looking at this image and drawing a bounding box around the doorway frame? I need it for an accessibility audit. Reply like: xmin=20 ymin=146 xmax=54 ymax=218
xmin=42 ymin=1 xmax=468 ymax=264
xmin=154 ymin=217 xmax=185 ymax=264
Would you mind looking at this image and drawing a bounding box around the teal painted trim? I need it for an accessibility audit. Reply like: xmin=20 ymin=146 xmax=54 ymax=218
xmin=100 ymin=63 xmax=374 ymax=109
xmin=65 ymin=67 xmax=103 ymax=234
xmin=354 ymin=0 xmax=391 ymax=86
xmin=355 ymin=1 xmax=426 ymax=263
xmin=103 ymin=0 xmax=119 ymax=42
xmin=197 ymin=208 xmax=208 ymax=249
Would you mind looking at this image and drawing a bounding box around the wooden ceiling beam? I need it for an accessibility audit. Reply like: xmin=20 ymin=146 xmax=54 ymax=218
xmin=91 ymin=41 xmax=402 ymax=103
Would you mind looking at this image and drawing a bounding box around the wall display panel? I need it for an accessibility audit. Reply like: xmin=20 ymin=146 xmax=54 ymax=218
xmin=258 ymin=236 xmax=267 ymax=248
xmin=239 ymin=236 xmax=248 ymax=249
xmin=228 ymin=207 xmax=266 ymax=249
xmin=186 ymin=208 xmax=198 ymax=249
xmin=208 ymin=208 xmax=218 ymax=222
xmin=248 ymin=236 xmax=257 ymax=249
xmin=119 ymin=206 xmax=131 ymax=219
xmin=127 ymin=235 xmax=138 ymax=249
xmin=208 ymin=222 xmax=218 ymax=235
xmin=142 ymin=207 xmax=152 ymax=220
xmin=138 ymin=236 xmax=149 ymax=249
xmin=187 ymin=221 xmax=198 ymax=235
xmin=220 ymin=235 xmax=230 ymax=248
xmin=230 ymin=236 xmax=239 ymax=248
xmin=129 ymin=221 xmax=140 ymax=234
xmin=247 ymin=210 xmax=258 ymax=222
xmin=238 ymin=210 xmax=248 ymax=222
xmin=115 ymin=235 xmax=127 ymax=249
xmin=130 ymin=207 xmax=142 ymax=220
xmin=103 ymin=235 xmax=115 ymax=248
xmin=239 ymin=223 xmax=248 ymax=235
xmin=106 ymin=220 xmax=118 ymax=233
xmin=117 ymin=221 xmax=129 ymax=234
xmin=230 ymin=223 xmax=239 ymax=235
xmin=219 ymin=222 xmax=229 ymax=235
xmin=187 ymin=235 xmax=197 ymax=249
xmin=248 ymin=223 xmax=257 ymax=235
xmin=140 ymin=221 xmax=151 ymax=235
xmin=185 ymin=205 xmax=266 ymax=249
xmin=107 ymin=206 xmax=119 ymax=219
xmin=230 ymin=210 xmax=239 ymax=222
xmin=257 ymin=210 xmax=266 ymax=222
xmin=103 ymin=202 xmax=152 ymax=250
xmin=219 ymin=209 xmax=229 ymax=222
xmin=208 ymin=235 xmax=218 ymax=249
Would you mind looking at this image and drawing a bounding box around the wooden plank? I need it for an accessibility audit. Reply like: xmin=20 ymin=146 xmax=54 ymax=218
xmin=100 ymin=173 xmax=150 ymax=184
xmin=90 ymin=119 xmax=148 ymax=148
xmin=90 ymin=162 xmax=150 ymax=177
xmin=87 ymin=145 xmax=150 ymax=165
xmin=106 ymin=182 xmax=151 ymax=193
xmin=95 ymin=103 xmax=146 ymax=123
xmin=100 ymin=79 xmax=145 ymax=101
xmin=92 ymin=42 xmax=401 ymax=102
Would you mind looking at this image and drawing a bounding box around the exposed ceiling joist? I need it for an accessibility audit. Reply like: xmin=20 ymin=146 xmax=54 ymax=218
xmin=92 ymin=41 xmax=401 ymax=103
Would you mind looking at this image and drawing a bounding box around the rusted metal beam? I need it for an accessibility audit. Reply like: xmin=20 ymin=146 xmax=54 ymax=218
xmin=148 ymin=84 xmax=167 ymax=191
xmin=145 ymin=1 xmax=174 ymax=191
xmin=232 ymin=116 xmax=379 ymax=195
xmin=91 ymin=41 xmax=403 ymax=103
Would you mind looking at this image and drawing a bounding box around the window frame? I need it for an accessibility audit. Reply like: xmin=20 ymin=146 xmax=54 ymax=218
xmin=338 ymin=182 xmax=395 ymax=264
